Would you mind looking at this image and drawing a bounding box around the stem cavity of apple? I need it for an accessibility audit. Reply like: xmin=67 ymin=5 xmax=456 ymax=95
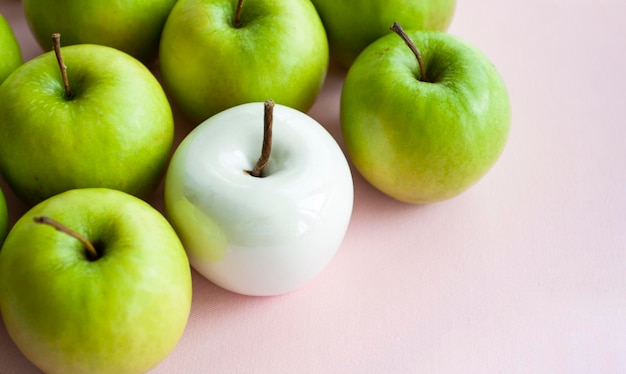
xmin=52 ymin=33 xmax=73 ymax=100
xmin=234 ymin=0 xmax=245 ymax=28
xmin=390 ymin=22 xmax=427 ymax=82
xmin=33 ymin=216 xmax=100 ymax=261
xmin=246 ymin=99 xmax=275 ymax=178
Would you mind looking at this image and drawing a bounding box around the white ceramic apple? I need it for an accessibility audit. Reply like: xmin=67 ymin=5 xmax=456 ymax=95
xmin=165 ymin=101 xmax=353 ymax=296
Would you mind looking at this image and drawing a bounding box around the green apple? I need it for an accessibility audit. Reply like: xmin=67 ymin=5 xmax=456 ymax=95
xmin=0 ymin=13 xmax=22 ymax=84
xmin=341 ymin=25 xmax=511 ymax=204
xmin=0 ymin=188 xmax=192 ymax=374
xmin=0 ymin=186 xmax=8 ymax=246
xmin=311 ymin=0 xmax=456 ymax=68
xmin=0 ymin=36 xmax=174 ymax=206
xmin=22 ymin=0 xmax=177 ymax=64
xmin=159 ymin=0 xmax=329 ymax=125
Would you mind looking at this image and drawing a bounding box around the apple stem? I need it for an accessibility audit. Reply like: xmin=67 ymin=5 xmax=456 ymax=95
xmin=33 ymin=216 xmax=99 ymax=261
xmin=234 ymin=0 xmax=245 ymax=27
xmin=52 ymin=33 xmax=73 ymax=100
xmin=247 ymin=99 xmax=275 ymax=178
xmin=390 ymin=22 xmax=427 ymax=82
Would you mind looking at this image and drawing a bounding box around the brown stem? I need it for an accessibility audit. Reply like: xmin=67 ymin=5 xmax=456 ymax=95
xmin=34 ymin=216 xmax=99 ymax=261
xmin=390 ymin=22 xmax=427 ymax=82
xmin=246 ymin=100 xmax=274 ymax=177
xmin=52 ymin=33 xmax=72 ymax=99
xmin=234 ymin=0 xmax=245 ymax=27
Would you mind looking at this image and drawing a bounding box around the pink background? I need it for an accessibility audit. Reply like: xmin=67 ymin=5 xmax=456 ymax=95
xmin=1 ymin=0 xmax=625 ymax=372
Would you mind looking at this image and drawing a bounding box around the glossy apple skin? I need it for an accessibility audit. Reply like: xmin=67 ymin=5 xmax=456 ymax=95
xmin=311 ymin=0 xmax=456 ymax=68
xmin=0 ymin=188 xmax=192 ymax=374
xmin=0 ymin=14 xmax=22 ymax=84
xmin=22 ymin=0 xmax=176 ymax=64
xmin=341 ymin=31 xmax=511 ymax=204
xmin=0 ymin=187 xmax=8 ymax=245
xmin=159 ymin=0 xmax=329 ymax=125
xmin=165 ymin=103 xmax=353 ymax=296
xmin=0 ymin=44 xmax=174 ymax=206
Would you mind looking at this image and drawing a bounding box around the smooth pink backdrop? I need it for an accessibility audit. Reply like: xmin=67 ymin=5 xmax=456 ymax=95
xmin=1 ymin=0 xmax=625 ymax=372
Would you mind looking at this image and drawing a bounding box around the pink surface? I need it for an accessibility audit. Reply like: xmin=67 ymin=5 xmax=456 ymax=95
xmin=1 ymin=0 xmax=625 ymax=372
